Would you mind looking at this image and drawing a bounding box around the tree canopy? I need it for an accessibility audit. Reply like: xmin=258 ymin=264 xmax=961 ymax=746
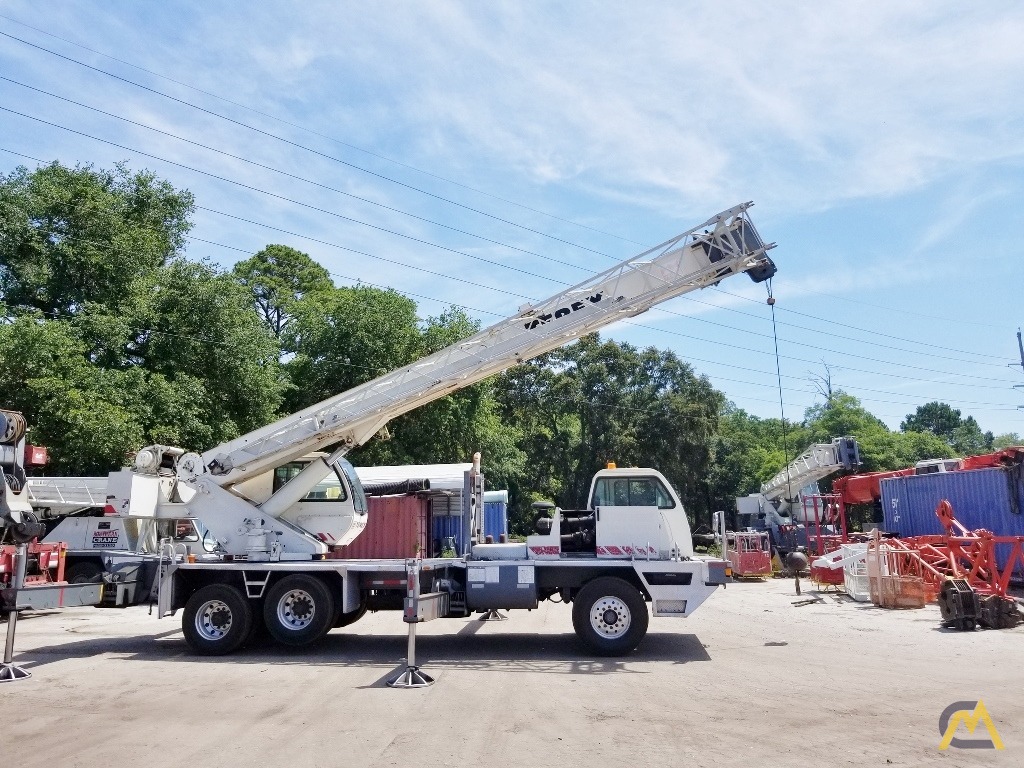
xmin=232 ymin=244 xmax=332 ymax=339
xmin=1 ymin=162 xmax=280 ymax=473
xmin=901 ymin=400 xmax=992 ymax=455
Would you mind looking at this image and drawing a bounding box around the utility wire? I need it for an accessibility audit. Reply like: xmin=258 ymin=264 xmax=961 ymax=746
xmin=3 ymin=104 xmax=1018 ymax=392
xmin=712 ymin=285 xmax=1008 ymax=345
xmin=3 ymin=144 xmax=1021 ymax=398
xmin=0 ymin=75 xmax=593 ymax=275
xmin=4 ymin=24 xmax=1014 ymax=371
xmin=0 ymin=105 xmax=573 ymax=292
xmin=0 ymin=28 xmax=623 ymax=260
xmin=2 ymin=81 xmax=1013 ymax=372
xmin=0 ymin=12 xmax=647 ymax=248
xmin=5 ymin=193 xmax=1021 ymax=412
xmin=695 ymin=288 xmax=1010 ymax=365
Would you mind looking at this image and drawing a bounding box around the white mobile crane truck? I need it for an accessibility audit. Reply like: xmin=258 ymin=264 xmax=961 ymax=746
xmin=734 ymin=437 xmax=860 ymax=552
xmin=105 ymin=203 xmax=777 ymax=667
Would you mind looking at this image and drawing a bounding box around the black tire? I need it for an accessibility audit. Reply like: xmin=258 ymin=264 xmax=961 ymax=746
xmin=182 ymin=584 xmax=253 ymax=656
xmin=65 ymin=561 xmax=104 ymax=584
xmin=244 ymin=606 xmax=269 ymax=647
xmin=263 ymin=574 xmax=335 ymax=647
xmin=571 ymin=577 xmax=649 ymax=656
xmin=333 ymin=600 xmax=368 ymax=628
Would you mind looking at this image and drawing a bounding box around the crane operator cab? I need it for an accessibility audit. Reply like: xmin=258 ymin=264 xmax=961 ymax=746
xmin=107 ymin=451 xmax=369 ymax=560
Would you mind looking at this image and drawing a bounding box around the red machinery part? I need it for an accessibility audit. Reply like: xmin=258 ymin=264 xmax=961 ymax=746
xmin=0 ymin=541 xmax=67 ymax=586
xmin=23 ymin=444 xmax=48 ymax=468
xmin=868 ymin=500 xmax=1024 ymax=600
xmin=832 ymin=468 xmax=914 ymax=506
xmin=727 ymin=532 xmax=772 ymax=578
xmin=958 ymin=446 xmax=1024 ymax=471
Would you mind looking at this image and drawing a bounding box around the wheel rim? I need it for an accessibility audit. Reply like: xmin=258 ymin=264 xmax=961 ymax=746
xmin=276 ymin=589 xmax=316 ymax=630
xmin=195 ymin=599 xmax=233 ymax=641
xmin=589 ymin=596 xmax=631 ymax=639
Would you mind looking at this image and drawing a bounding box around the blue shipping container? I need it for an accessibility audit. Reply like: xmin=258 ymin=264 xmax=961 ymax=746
xmin=430 ymin=492 xmax=508 ymax=555
xmin=880 ymin=467 xmax=1024 ymax=576
xmin=483 ymin=498 xmax=508 ymax=540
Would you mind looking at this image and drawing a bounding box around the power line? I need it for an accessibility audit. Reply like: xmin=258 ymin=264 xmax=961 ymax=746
xmin=0 ymin=12 xmax=648 ymax=249
xmin=7 ymin=198 xmax=1020 ymax=413
xmin=649 ymin=302 xmax=1016 ymax=372
xmin=712 ymin=285 xmax=1007 ymax=341
xmin=697 ymin=287 xmax=1010 ymax=365
xmin=5 ymin=22 xmax=1018 ymax=385
xmin=4 ymin=142 xmax=1021 ymax=398
xmin=0 ymin=105 xmax=575 ymax=292
xmin=4 ymin=79 xmax=1013 ymax=375
xmin=5 ymin=100 xmax=1019 ymax=394
xmin=0 ymin=75 xmax=595 ymax=276
xmin=0 ymin=28 xmax=625 ymax=260
xmin=796 ymin=286 xmax=1003 ymax=331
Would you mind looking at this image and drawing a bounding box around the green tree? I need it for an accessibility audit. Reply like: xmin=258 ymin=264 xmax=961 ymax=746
xmin=807 ymin=393 xmax=952 ymax=473
xmin=992 ymin=432 xmax=1023 ymax=450
xmin=0 ymin=162 xmax=193 ymax=316
xmin=282 ymin=284 xmax=419 ymax=411
xmin=706 ymin=404 xmax=807 ymax=517
xmin=900 ymin=401 xmax=992 ymax=455
xmin=900 ymin=401 xmax=964 ymax=442
xmin=232 ymin=244 xmax=333 ymax=339
xmin=493 ymin=334 xmax=724 ymax=533
xmin=0 ymin=161 xmax=282 ymax=472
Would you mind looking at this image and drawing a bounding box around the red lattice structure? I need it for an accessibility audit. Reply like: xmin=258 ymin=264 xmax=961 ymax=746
xmin=868 ymin=500 xmax=1024 ymax=606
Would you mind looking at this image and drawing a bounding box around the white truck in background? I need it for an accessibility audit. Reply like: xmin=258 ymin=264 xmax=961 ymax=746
xmin=103 ymin=203 xmax=777 ymax=659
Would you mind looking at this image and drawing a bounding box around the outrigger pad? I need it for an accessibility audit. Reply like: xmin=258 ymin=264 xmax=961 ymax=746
xmin=387 ymin=666 xmax=435 ymax=689
xmin=0 ymin=663 xmax=32 ymax=683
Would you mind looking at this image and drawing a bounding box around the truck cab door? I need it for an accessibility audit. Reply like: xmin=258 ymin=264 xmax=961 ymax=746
xmin=592 ymin=476 xmax=671 ymax=558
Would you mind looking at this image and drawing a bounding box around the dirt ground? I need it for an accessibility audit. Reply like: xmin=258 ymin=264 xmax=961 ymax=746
xmin=3 ymin=577 xmax=1020 ymax=768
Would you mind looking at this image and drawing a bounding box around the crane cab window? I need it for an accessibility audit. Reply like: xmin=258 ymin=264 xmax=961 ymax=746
xmin=591 ymin=477 xmax=675 ymax=509
xmin=273 ymin=462 xmax=349 ymax=502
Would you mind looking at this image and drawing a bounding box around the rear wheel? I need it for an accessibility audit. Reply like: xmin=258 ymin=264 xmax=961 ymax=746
xmin=182 ymin=584 xmax=253 ymax=655
xmin=263 ymin=574 xmax=335 ymax=646
xmin=572 ymin=577 xmax=649 ymax=656
xmin=65 ymin=561 xmax=104 ymax=584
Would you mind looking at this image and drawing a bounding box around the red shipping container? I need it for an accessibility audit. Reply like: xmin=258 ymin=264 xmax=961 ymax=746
xmin=329 ymin=495 xmax=429 ymax=559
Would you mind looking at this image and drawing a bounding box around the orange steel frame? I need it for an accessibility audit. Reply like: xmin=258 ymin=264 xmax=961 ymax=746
xmin=870 ymin=500 xmax=1024 ymax=599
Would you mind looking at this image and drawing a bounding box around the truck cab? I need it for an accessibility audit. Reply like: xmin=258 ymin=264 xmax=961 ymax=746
xmin=526 ymin=467 xmax=693 ymax=560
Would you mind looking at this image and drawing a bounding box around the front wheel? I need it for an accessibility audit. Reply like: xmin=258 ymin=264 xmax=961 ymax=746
xmin=571 ymin=577 xmax=649 ymax=656
xmin=264 ymin=574 xmax=335 ymax=647
xmin=182 ymin=584 xmax=253 ymax=655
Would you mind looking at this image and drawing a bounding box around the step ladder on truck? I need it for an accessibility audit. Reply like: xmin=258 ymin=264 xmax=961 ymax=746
xmin=103 ymin=203 xmax=778 ymax=682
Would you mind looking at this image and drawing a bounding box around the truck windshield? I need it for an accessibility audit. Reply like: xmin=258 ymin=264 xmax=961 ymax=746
xmin=337 ymin=459 xmax=368 ymax=513
xmin=591 ymin=477 xmax=675 ymax=509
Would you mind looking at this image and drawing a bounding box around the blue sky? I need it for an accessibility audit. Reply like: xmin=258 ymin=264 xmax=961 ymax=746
xmin=2 ymin=2 xmax=1023 ymax=441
